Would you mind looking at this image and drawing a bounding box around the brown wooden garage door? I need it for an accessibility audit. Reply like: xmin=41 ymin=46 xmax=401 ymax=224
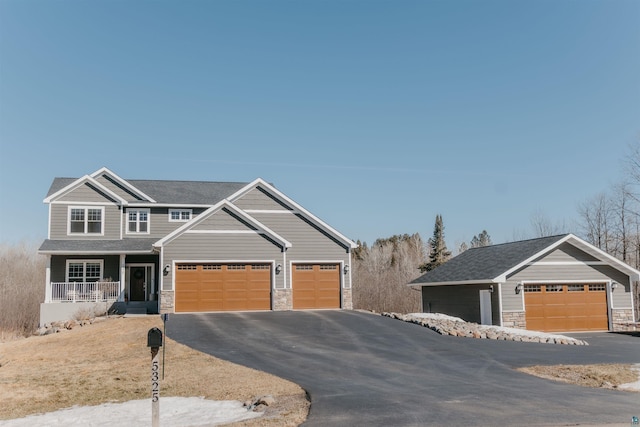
xmin=292 ymin=264 xmax=341 ymax=309
xmin=524 ymin=283 xmax=608 ymax=332
xmin=175 ymin=263 xmax=271 ymax=312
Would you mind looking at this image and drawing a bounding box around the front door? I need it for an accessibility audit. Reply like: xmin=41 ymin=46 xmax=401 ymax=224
xmin=127 ymin=264 xmax=155 ymax=302
xmin=130 ymin=266 xmax=147 ymax=301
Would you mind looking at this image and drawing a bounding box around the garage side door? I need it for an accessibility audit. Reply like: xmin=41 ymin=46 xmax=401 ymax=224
xmin=292 ymin=264 xmax=340 ymax=309
xmin=175 ymin=263 xmax=271 ymax=312
xmin=524 ymin=283 xmax=608 ymax=332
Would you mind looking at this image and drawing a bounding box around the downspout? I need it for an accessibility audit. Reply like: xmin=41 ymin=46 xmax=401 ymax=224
xmin=497 ymin=282 xmax=503 ymax=327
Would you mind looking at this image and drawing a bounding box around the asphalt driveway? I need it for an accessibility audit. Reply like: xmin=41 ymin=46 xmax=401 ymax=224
xmin=167 ymin=310 xmax=639 ymax=427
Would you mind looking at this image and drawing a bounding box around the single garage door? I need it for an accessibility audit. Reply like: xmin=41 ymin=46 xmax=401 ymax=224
xmin=524 ymin=283 xmax=608 ymax=332
xmin=175 ymin=263 xmax=271 ymax=312
xmin=292 ymin=263 xmax=341 ymax=309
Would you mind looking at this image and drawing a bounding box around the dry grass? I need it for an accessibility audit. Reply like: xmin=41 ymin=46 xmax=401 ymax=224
xmin=518 ymin=364 xmax=640 ymax=390
xmin=0 ymin=316 xmax=309 ymax=425
xmin=0 ymin=243 xmax=46 ymax=339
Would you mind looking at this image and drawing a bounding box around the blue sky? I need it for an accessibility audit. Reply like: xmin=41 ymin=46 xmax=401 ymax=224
xmin=1 ymin=0 xmax=639 ymax=249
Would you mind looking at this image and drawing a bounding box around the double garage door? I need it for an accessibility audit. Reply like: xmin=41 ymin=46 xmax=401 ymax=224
xmin=524 ymin=283 xmax=608 ymax=332
xmin=175 ymin=263 xmax=340 ymax=312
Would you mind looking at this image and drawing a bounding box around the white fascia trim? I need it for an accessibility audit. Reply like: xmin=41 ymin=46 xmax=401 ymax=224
xmin=132 ymin=203 xmax=213 ymax=208
xmin=184 ymin=230 xmax=258 ymax=234
xmin=44 ymin=175 xmax=128 ymax=206
xmin=528 ymin=261 xmax=608 ymax=266
xmin=154 ymin=200 xmax=292 ymax=249
xmin=228 ymin=178 xmax=357 ymax=249
xmin=411 ymin=280 xmax=494 ymax=287
xmin=90 ymin=167 xmax=157 ymax=203
xmin=494 ymin=234 xmax=574 ymax=282
xmin=244 ymin=209 xmax=299 ymax=214
xmin=38 ymin=250 xmax=151 ymax=255
xmin=566 ymin=234 xmax=640 ymax=279
xmin=497 ymin=234 xmax=640 ymax=282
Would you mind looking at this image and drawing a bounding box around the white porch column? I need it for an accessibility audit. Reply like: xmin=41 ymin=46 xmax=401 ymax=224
xmin=45 ymin=255 xmax=52 ymax=303
xmin=119 ymin=254 xmax=126 ymax=302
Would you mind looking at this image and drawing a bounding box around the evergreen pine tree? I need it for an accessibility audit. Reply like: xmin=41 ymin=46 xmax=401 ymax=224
xmin=419 ymin=214 xmax=451 ymax=272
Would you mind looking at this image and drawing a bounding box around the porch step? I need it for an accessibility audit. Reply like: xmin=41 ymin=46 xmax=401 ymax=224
xmin=124 ymin=307 xmax=148 ymax=317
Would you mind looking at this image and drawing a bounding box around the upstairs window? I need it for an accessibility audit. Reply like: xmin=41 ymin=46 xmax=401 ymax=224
xmin=127 ymin=209 xmax=150 ymax=234
xmin=69 ymin=207 xmax=104 ymax=235
xmin=169 ymin=209 xmax=192 ymax=222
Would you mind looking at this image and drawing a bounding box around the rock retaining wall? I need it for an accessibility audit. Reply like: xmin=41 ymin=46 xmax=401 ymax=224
xmin=382 ymin=312 xmax=588 ymax=345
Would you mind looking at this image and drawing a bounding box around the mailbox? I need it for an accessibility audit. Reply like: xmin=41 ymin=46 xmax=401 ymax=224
xmin=147 ymin=327 xmax=163 ymax=348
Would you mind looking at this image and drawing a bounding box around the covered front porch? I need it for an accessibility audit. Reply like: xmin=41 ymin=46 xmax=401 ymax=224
xmin=39 ymin=247 xmax=161 ymax=325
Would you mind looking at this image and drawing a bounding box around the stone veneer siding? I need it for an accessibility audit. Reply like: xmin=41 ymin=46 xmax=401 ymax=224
xmin=611 ymin=308 xmax=636 ymax=332
xmin=502 ymin=311 xmax=526 ymax=329
xmin=342 ymin=288 xmax=353 ymax=310
xmin=273 ymin=288 xmax=292 ymax=310
xmin=160 ymin=291 xmax=175 ymax=314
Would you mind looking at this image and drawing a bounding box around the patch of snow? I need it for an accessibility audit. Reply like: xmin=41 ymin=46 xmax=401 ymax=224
xmin=618 ymin=364 xmax=640 ymax=392
xmin=0 ymin=397 xmax=262 ymax=427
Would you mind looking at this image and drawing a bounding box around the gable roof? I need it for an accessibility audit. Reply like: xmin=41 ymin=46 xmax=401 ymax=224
xmin=154 ymin=200 xmax=292 ymax=250
xmin=43 ymin=175 xmax=128 ymax=205
xmin=411 ymin=234 xmax=640 ymax=286
xmin=45 ymin=176 xmax=248 ymax=206
xmin=228 ymin=178 xmax=358 ymax=249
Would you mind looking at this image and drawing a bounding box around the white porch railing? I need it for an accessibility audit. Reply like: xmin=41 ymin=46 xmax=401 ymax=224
xmin=50 ymin=282 xmax=121 ymax=302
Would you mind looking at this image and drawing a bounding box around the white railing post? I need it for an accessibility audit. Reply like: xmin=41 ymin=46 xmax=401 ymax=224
xmin=45 ymin=255 xmax=52 ymax=303
xmin=120 ymin=254 xmax=126 ymax=302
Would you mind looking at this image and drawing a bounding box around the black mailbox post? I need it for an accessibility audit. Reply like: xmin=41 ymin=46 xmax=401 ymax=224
xmin=147 ymin=327 xmax=163 ymax=348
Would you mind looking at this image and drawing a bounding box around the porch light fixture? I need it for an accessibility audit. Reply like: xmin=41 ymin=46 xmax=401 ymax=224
xmin=489 ymin=285 xmax=494 ymax=293
xmin=611 ymin=282 xmax=618 ymax=290
xmin=515 ymin=283 xmax=523 ymax=294
xmin=163 ymin=264 xmax=171 ymax=276
xmin=275 ymin=264 xmax=282 ymax=274
xmin=343 ymin=264 xmax=350 ymax=275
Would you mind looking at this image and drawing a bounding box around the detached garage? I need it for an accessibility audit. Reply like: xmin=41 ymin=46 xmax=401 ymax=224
xmin=411 ymin=234 xmax=639 ymax=333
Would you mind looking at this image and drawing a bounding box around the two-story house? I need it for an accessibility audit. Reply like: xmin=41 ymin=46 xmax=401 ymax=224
xmin=39 ymin=167 xmax=356 ymax=325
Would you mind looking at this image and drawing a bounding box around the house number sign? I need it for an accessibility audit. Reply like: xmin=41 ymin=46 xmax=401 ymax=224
xmin=147 ymin=327 xmax=163 ymax=427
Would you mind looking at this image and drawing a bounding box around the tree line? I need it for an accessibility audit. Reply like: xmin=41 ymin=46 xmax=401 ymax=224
xmin=352 ymin=141 xmax=640 ymax=314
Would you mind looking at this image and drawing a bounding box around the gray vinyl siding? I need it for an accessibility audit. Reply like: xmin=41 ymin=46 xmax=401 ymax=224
xmin=249 ymin=212 xmax=351 ymax=288
xmin=51 ymin=255 xmax=121 ymax=282
xmin=123 ymin=207 xmax=208 ymax=238
xmin=502 ymin=263 xmax=632 ymax=311
xmin=49 ymin=203 xmax=121 ymax=239
xmin=422 ymin=284 xmax=499 ymax=325
xmin=536 ymin=243 xmax=600 ymax=263
xmin=191 ymin=207 xmax=256 ymax=231
xmin=233 ymin=186 xmax=293 ymax=211
xmin=162 ymin=233 xmax=285 ymax=290
xmin=58 ymin=182 xmax=120 ymax=203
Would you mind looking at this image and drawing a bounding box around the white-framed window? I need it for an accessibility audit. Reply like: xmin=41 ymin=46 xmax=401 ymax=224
xmin=127 ymin=209 xmax=150 ymax=234
xmin=68 ymin=206 xmax=104 ymax=235
xmin=169 ymin=209 xmax=192 ymax=222
xmin=66 ymin=260 xmax=103 ymax=282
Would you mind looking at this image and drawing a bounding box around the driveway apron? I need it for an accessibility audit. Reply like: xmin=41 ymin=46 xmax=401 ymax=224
xmin=167 ymin=310 xmax=639 ymax=427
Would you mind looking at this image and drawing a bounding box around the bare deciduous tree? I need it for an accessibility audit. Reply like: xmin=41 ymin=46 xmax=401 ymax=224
xmin=352 ymin=233 xmax=426 ymax=314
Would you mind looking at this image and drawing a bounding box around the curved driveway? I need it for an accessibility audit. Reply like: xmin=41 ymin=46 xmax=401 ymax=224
xmin=167 ymin=310 xmax=639 ymax=426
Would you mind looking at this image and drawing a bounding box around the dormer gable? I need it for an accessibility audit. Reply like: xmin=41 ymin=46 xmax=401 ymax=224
xmin=228 ymin=178 xmax=357 ymax=249
xmin=90 ymin=167 xmax=156 ymax=203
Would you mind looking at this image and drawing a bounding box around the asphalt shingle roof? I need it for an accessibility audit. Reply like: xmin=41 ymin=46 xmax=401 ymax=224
xmin=39 ymin=239 xmax=158 ymax=253
xmin=411 ymin=234 xmax=569 ymax=284
xmin=46 ymin=178 xmax=248 ymax=205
